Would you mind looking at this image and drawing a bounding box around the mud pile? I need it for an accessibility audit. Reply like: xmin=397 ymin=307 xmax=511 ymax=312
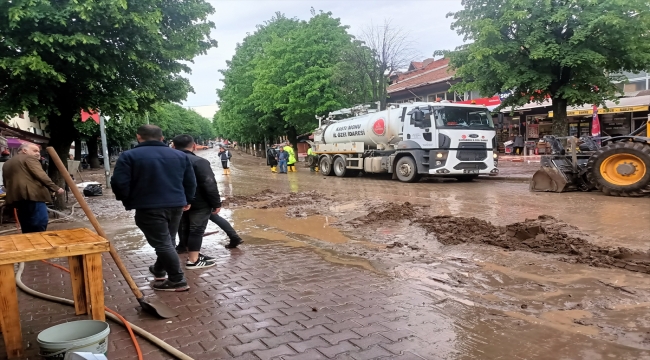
xmin=222 ymin=189 xmax=330 ymax=210
xmin=221 ymin=189 xmax=276 ymax=207
xmin=412 ymin=215 xmax=650 ymax=273
xmin=354 ymin=202 xmax=426 ymax=225
xmin=412 ymin=216 xmax=501 ymax=245
xmin=260 ymin=190 xmax=326 ymax=209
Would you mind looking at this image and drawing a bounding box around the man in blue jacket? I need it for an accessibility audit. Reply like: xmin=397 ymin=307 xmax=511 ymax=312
xmin=111 ymin=125 xmax=196 ymax=292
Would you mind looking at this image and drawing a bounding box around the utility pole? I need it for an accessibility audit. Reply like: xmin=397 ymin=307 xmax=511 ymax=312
xmin=99 ymin=115 xmax=111 ymax=189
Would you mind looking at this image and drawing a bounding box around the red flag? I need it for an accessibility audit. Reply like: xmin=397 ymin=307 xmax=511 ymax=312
xmin=81 ymin=109 xmax=100 ymax=124
xmin=591 ymin=105 xmax=600 ymax=138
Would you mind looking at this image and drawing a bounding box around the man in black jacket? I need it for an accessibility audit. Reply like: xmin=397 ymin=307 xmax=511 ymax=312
xmin=172 ymin=134 xmax=222 ymax=269
xmin=111 ymin=125 xmax=196 ymax=292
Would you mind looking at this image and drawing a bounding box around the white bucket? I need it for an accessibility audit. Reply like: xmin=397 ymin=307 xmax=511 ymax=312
xmin=37 ymin=320 xmax=110 ymax=359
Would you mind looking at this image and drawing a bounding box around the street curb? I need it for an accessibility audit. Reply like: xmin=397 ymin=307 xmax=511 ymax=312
xmin=479 ymin=176 xmax=531 ymax=182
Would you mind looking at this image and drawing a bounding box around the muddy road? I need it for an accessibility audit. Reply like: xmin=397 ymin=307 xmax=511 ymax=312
xmin=73 ymin=150 xmax=650 ymax=359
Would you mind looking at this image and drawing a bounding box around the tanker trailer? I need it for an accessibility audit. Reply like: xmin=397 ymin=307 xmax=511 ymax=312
xmin=312 ymin=101 xmax=499 ymax=182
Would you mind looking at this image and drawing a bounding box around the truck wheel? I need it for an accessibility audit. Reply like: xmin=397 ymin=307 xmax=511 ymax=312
xmin=586 ymin=141 xmax=650 ymax=197
xmin=333 ymin=157 xmax=348 ymax=177
xmin=395 ymin=156 xmax=420 ymax=183
xmin=455 ymin=175 xmax=478 ymax=182
xmin=319 ymin=157 xmax=333 ymax=176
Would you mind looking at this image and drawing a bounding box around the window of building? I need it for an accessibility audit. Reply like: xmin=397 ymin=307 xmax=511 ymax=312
xmin=427 ymin=93 xmax=446 ymax=102
xmin=623 ymin=80 xmax=647 ymax=92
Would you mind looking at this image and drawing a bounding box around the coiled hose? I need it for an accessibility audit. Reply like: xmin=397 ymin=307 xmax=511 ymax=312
xmin=16 ymin=262 xmax=195 ymax=360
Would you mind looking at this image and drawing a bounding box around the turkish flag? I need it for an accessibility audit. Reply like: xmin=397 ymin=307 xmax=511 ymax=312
xmin=81 ymin=109 xmax=100 ymax=124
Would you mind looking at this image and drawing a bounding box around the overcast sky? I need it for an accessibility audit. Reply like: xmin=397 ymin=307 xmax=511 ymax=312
xmin=183 ymin=0 xmax=465 ymax=107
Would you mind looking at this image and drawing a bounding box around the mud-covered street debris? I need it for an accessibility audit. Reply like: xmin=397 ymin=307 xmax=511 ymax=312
xmin=355 ymin=202 xmax=427 ymax=225
xmin=387 ymin=242 xmax=404 ymax=249
xmin=597 ymin=280 xmax=637 ymax=295
xmin=221 ymin=189 xmax=331 ymax=209
xmin=221 ymin=189 xmax=275 ymax=207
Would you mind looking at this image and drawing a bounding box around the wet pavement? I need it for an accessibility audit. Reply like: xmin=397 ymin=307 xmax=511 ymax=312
xmin=3 ymin=150 xmax=650 ymax=359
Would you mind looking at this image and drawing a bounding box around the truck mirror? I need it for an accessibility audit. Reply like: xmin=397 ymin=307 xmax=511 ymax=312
xmin=412 ymin=109 xmax=424 ymax=122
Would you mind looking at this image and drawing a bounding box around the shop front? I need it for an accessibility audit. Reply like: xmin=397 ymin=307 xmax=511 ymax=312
xmin=548 ymin=100 xmax=649 ymax=138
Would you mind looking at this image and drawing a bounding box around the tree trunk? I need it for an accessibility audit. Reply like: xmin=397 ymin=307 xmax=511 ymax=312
xmin=86 ymin=136 xmax=101 ymax=168
xmin=551 ymin=97 xmax=568 ymax=136
xmin=47 ymin=110 xmax=77 ymax=209
xmin=286 ymin=126 xmax=298 ymax=149
xmin=74 ymin=138 xmax=82 ymax=161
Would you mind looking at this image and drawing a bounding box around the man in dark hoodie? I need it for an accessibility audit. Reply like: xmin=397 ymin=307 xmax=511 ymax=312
xmin=172 ymin=134 xmax=222 ymax=269
xmin=111 ymin=125 xmax=196 ymax=292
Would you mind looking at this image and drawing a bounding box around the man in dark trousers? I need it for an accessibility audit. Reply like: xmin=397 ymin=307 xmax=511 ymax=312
xmin=172 ymin=134 xmax=222 ymax=269
xmin=111 ymin=125 xmax=196 ymax=292
xmin=3 ymin=143 xmax=64 ymax=233
xmin=209 ymin=213 xmax=243 ymax=249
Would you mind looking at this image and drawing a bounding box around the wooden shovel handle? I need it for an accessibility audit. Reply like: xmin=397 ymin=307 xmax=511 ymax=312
xmin=46 ymin=147 xmax=145 ymax=299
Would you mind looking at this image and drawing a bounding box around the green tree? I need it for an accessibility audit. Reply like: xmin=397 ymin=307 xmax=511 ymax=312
xmin=251 ymin=10 xmax=368 ymax=145
xmin=0 ymin=0 xmax=217 ymax=206
xmin=217 ymin=13 xmax=301 ymax=144
xmin=217 ymin=11 xmax=372 ymax=147
xmin=443 ymin=0 xmax=650 ymax=135
xmin=148 ymin=103 xmax=214 ymax=142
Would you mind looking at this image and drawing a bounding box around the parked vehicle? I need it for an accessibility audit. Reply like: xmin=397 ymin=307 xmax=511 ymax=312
xmin=312 ymin=101 xmax=498 ymax=182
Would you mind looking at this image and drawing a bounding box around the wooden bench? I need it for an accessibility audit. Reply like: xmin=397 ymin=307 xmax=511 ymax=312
xmin=0 ymin=228 xmax=110 ymax=359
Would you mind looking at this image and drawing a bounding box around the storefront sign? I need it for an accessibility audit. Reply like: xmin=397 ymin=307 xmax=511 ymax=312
xmin=548 ymin=105 xmax=649 ymax=117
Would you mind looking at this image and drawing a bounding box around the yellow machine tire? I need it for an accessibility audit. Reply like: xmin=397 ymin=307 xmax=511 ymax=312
xmin=586 ymin=141 xmax=650 ymax=197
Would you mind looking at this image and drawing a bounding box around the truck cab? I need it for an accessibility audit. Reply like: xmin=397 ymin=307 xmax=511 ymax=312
xmin=395 ymin=102 xmax=498 ymax=181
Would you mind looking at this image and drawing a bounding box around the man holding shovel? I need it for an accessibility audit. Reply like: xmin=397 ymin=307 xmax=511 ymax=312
xmin=111 ymin=125 xmax=196 ymax=292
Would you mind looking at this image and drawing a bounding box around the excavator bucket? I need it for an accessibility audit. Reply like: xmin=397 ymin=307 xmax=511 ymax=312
xmin=530 ymin=162 xmax=573 ymax=193
xmin=529 ymin=155 xmax=590 ymax=193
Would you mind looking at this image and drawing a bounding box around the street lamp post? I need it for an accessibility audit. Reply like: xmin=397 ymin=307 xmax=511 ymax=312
xmin=99 ymin=116 xmax=111 ymax=189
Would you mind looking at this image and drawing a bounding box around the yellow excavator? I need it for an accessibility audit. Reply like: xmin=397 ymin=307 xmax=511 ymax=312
xmin=530 ymin=117 xmax=650 ymax=197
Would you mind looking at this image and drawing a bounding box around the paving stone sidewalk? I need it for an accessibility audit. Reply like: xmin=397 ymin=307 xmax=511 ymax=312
xmin=4 ymin=241 xmax=455 ymax=360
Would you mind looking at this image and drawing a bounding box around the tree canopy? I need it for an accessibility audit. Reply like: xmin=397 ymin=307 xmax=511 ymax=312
xmin=215 ymin=11 xmax=373 ymax=145
xmin=444 ymin=0 xmax=650 ymax=134
xmin=0 ymin=0 xmax=217 ymax=201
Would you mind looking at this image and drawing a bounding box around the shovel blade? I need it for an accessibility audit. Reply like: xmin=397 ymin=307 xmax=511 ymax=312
xmin=529 ymin=165 xmax=576 ymax=193
xmin=138 ymin=298 xmax=179 ymax=319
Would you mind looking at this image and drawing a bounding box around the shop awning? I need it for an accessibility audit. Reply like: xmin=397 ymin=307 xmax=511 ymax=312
xmin=548 ymin=95 xmax=650 ymax=117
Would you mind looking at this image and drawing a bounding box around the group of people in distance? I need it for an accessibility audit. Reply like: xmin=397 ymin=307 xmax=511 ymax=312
xmin=266 ymin=143 xmax=297 ymax=174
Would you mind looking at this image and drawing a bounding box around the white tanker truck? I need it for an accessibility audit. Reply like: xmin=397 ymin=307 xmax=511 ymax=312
xmin=312 ymin=101 xmax=499 ymax=182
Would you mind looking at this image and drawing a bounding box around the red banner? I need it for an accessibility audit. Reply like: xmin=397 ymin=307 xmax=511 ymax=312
xmin=456 ymin=95 xmax=502 ymax=107
xmin=591 ymin=104 xmax=600 ymax=138
xmin=81 ymin=109 xmax=100 ymax=124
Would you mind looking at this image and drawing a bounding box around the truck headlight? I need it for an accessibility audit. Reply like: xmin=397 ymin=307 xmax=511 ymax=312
xmin=436 ymin=153 xmax=444 ymax=158
xmin=493 ymin=153 xmax=498 ymax=159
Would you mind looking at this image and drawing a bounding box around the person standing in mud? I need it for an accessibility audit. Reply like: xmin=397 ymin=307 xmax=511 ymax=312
xmin=111 ymin=125 xmax=196 ymax=292
xmin=266 ymin=144 xmax=278 ymax=173
xmin=277 ymin=147 xmax=288 ymax=173
xmin=218 ymin=146 xmax=232 ymax=175
xmin=284 ymin=143 xmax=297 ymax=172
xmin=172 ymin=134 xmax=221 ymax=269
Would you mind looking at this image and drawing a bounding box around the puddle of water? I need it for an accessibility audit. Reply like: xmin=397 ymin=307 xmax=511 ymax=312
xmin=240 ymin=226 xmax=377 ymax=273
xmin=234 ymin=208 xmax=349 ymax=244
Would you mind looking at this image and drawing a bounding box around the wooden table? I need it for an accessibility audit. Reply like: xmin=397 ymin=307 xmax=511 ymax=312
xmin=0 ymin=228 xmax=110 ymax=359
